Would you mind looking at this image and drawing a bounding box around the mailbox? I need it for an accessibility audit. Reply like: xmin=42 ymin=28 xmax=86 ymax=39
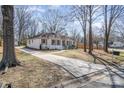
xmin=112 ymin=51 xmax=120 ymax=56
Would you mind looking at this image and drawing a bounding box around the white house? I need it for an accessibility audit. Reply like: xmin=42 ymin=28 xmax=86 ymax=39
xmin=98 ymin=42 xmax=104 ymax=47
xmin=27 ymin=32 xmax=76 ymax=50
xmin=110 ymin=41 xmax=124 ymax=48
xmin=14 ymin=39 xmax=18 ymax=46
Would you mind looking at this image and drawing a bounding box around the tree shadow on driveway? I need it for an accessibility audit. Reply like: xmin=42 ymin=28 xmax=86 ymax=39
xmin=91 ymin=53 xmax=124 ymax=88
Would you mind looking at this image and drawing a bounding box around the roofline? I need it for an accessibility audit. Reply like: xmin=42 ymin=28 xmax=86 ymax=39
xmin=27 ymin=32 xmax=74 ymax=40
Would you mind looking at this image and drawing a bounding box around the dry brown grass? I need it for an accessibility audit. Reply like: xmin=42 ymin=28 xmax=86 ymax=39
xmin=93 ymin=49 xmax=124 ymax=64
xmin=53 ymin=49 xmax=124 ymax=65
xmin=0 ymin=47 xmax=72 ymax=88
xmin=53 ymin=49 xmax=94 ymax=62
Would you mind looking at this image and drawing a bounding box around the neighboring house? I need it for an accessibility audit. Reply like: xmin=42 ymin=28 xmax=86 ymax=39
xmin=15 ymin=39 xmax=18 ymax=46
xmin=98 ymin=42 xmax=104 ymax=47
xmin=110 ymin=41 xmax=124 ymax=48
xmin=27 ymin=32 xmax=76 ymax=50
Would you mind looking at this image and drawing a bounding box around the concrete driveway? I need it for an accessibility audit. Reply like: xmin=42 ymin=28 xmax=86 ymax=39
xmin=17 ymin=47 xmax=124 ymax=88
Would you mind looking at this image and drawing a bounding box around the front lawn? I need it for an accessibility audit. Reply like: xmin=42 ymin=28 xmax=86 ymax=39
xmin=115 ymin=52 xmax=124 ymax=64
xmin=53 ymin=49 xmax=94 ymax=62
xmin=53 ymin=49 xmax=124 ymax=65
xmin=0 ymin=47 xmax=72 ymax=88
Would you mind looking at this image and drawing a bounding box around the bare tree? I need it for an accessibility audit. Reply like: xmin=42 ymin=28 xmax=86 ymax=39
xmin=114 ymin=22 xmax=124 ymax=42
xmin=87 ymin=5 xmax=92 ymax=54
xmin=103 ymin=5 xmax=124 ymax=52
xmin=71 ymin=5 xmax=88 ymax=52
xmin=0 ymin=5 xmax=19 ymax=70
xmin=0 ymin=6 xmax=2 ymax=46
xmin=14 ymin=6 xmax=32 ymax=45
xmin=28 ymin=19 xmax=39 ymax=37
xmin=40 ymin=9 xmax=67 ymax=34
xmin=87 ymin=5 xmax=101 ymax=54
xmin=92 ymin=27 xmax=103 ymax=49
xmin=93 ymin=34 xmax=102 ymax=49
xmin=70 ymin=29 xmax=82 ymax=47
xmin=71 ymin=5 xmax=101 ymax=53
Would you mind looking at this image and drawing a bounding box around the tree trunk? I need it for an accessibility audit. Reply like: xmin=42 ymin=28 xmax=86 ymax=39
xmin=83 ymin=30 xmax=87 ymax=52
xmin=83 ymin=6 xmax=87 ymax=52
xmin=18 ymin=29 xmax=22 ymax=46
xmin=88 ymin=6 xmax=93 ymax=54
xmin=18 ymin=40 xmax=21 ymax=46
xmin=104 ymin=36 xmax=108 ymax=52
xmin=96 ymin=44 xmax=98 ymax=49
xmin=0 ymin=37 xmax=2 ymax=46
xmin=104 ymin=5 xmax=108 ymax=53
xmin=0 ymin=5 xmax=19 ymax=70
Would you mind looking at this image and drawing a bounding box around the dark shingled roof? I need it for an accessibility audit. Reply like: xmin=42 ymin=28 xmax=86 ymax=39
xmin=28 ymin=32 xmax=73 ymax=40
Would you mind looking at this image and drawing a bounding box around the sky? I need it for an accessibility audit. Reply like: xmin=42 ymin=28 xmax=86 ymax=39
xmin=15 ymin=5 xmax=70 ymax=18
xmin=1 ymin=5 xmax=123 ymax=38
xmin=0 ymin=5 xmax=104 ymax=37
xmin=1 ymin=5 xmax=103 ymax=37
xmin=15 ymin=5 xmax=80 ymax=35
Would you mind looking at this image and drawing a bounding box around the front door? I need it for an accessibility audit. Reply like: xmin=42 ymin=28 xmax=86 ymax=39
xmin=40 ymin=44 xmax=42 ymax=50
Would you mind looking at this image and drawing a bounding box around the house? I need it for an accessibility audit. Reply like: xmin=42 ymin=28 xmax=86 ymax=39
xmin=110 ymin=41 xmax=124 ymax=48
xmin=98 ymin=42 xmax=104 ymax=47
xmin=15 ymin=39 xmax=18 ymax=46
xmin=27 ymin=32 xmax=76 ymax=50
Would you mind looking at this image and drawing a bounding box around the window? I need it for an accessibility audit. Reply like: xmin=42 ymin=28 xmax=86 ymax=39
xmin=42 ymin=39 xmax=45 ymax=44
xmin=67 ymin=41 xmax=69 ymax=45
xmin=29 ymin=40 xmax=30 ymax=44
xmin=62 ymin=40 xmax=65 ymax=46
xmin=57 ymin=40 xmax=60 ymax=45
xmin=73 ymin=41 xmax=75 ymax=45
xmin=52 ymin=40 xmax=56 ymax=45
xmin=69 ymin=41 xmax=71 ymax=45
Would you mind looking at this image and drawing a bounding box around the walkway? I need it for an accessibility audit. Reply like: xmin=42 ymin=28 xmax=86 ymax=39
xmin=17 ymin=47 xmax=124 ymax=88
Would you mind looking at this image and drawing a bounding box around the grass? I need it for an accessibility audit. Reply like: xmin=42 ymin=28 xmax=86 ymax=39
xmin=0 ymin=47 xmax=73 ymax=88
xmin=120 ymin=52 xmax=124 ymax=56
xmin=115 ymin=52 xmax=124 ymax=64
xmin=53 ymin=49 xmax=124 ymax=65
xmin=53 ymin=49 xmax=94 ymax=62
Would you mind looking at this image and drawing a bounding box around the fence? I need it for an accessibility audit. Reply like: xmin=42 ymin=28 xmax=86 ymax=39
xmin=77 ymin=43 xmax=103 ymax=50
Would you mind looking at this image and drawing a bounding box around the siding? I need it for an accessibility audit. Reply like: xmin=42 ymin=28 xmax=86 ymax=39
xmin=27 ymin=39 xmax=41 ymax=49
xmin=27 ymin=38 xmax=74 ymax=50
